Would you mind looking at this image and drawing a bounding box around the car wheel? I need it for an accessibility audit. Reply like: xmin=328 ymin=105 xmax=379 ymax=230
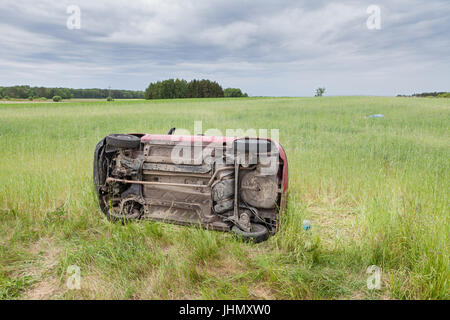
xmin=232 ymin=223 xmax=269 ymax=243
xmin=105 ymin=134 xmax=141 ymax=149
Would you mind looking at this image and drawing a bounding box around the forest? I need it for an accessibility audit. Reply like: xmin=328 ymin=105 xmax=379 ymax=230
xmin=0 ymin=85 xmax=144 ymax=99
xmin=145 ymin=79 xmax=248 ymax=99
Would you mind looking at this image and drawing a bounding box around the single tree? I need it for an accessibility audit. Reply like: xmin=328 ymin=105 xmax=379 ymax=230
xmin=315 ymin=87 xmax=326 ymax=97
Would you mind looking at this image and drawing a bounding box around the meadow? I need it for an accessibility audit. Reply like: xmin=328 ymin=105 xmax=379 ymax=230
xmin=0 ymin=96 xmax=448 ymax=299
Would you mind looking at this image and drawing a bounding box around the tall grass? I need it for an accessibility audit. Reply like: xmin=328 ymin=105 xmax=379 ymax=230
xmin=0 ymin=97 xmax=448 ymax=299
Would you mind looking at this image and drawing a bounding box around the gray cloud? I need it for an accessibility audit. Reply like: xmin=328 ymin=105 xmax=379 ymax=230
xmin=0 ymin=0 xmax=448 ymax=95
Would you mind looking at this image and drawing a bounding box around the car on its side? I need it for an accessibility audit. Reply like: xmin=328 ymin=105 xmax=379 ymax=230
xmin=93 ymin=129 xmax=288 ymax=243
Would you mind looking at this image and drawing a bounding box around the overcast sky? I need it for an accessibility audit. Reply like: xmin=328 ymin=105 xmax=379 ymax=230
xmin=0 ymin=0 xmax=449 ymax=96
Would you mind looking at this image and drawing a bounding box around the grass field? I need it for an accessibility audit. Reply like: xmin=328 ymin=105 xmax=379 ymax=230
xmin=0 ymin=96 xmax=448 ymax=299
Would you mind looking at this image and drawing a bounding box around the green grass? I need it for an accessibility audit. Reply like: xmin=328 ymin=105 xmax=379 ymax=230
xmin=0 ymin=96 xmax=448 ymax=299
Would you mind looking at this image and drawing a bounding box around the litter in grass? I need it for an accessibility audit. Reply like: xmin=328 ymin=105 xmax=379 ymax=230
xmin=367 ymin=114 xmax=384 ymax=118
xmin=303 ymin=220 xmax=311 ymax=231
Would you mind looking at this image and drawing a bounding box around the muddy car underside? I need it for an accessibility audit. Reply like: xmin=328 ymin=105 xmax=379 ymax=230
xmin=94 ymin=132 xmax=287 ymax=242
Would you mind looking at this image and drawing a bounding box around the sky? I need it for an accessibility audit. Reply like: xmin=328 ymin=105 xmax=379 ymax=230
xmin=0 ymin=0 xmax=449 ymax=96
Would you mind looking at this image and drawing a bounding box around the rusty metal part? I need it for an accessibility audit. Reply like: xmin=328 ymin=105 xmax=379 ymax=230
xmin=106 ymin=177 xmax=209 ymax=189
xmin=214 ymin=198 xmax=234 ymax=214
xmin=233 ymin=161 xmax=240 ymax=223
xmin=207 ymin=164 xmax=256 ymax=187
xmin=238 ymin=211 xmax=251 ymax=232
xmin=207 ymin=166 xmax=234 ymax=187
xmin=143 ymin=170 xmax=209 ymax=179
xmin=109 ymin=196 xmax=146 ymax=219
xmin=240 ymin=170 xmax=278 ymax=209
xmin=143 ymin=162 xmax=212 ymax=174
xmin=212 ymin=179 xmax=234 ymax=201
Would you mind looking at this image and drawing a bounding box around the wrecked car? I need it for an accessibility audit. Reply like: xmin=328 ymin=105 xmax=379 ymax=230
xmin=93 ymin=129 xmax=288 ymax=243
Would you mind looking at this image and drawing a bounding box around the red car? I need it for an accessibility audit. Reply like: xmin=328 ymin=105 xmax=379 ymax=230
xmin=93 ymin=129 xmax=288 ymax=243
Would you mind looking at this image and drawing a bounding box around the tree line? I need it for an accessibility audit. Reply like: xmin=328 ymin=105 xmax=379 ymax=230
xmin=0 ymin=82 xmax=249 ymax=100
xmin=0 ymin=85 xmax=144 ymax=99
xmin=224 ymin=88 xmax=248 ymax=97
xmin=145 ymin=79 xmax=248 ymax=99
xmin=397 ymin=92 xmax=450 ymax=98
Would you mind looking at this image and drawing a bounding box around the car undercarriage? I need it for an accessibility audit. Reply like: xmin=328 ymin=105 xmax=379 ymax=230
xmin=93 ymin=130 xmax=288 ymax=243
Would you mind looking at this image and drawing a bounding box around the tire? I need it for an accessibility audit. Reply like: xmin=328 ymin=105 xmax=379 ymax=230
xmin=93 ymin=137 xmax=113 ymax=220
xmin=232 ymin=223 xmax=269 ymax=243
xmin=93 ymin=138 xmax=105 ymax=194
xmin=105 ymin=134 xmax=140 ymax=149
